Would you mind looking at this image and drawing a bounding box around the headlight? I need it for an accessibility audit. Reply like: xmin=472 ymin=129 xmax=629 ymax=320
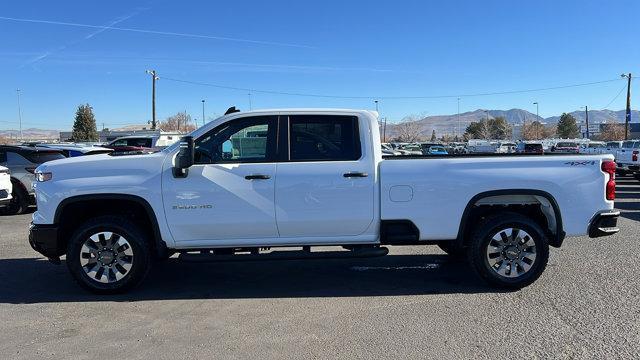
xmin=35 ymin=172 xmax=53 ymax=182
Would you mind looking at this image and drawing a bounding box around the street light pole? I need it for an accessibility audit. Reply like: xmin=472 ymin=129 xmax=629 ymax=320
xmin=374 ymin=100 xmax=379 ymax=113
xmin=201 ymin=99 xmax=206 ymax=127
xmin=621 ymin=73 xmax=632 ymax=140
xmin=248 ymin=93 xmax=252 ymax=111
xmin=16 ymin=89 xmax=23 ymax=141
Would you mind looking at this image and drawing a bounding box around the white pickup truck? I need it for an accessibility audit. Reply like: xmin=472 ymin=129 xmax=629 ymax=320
xmin=29 ymin=109 xmax=620 ymax=294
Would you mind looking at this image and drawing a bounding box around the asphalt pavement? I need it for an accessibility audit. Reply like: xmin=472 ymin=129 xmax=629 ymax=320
xmin=0 ymin=177 xmax=639 ymax=359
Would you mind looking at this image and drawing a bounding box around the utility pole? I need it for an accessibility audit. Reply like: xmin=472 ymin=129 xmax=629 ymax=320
xmin=383 ymin=117 xmax=387 ymax=142
xmin=201 ymin=99 xmax=206 ymax=127
xmin=146 ymin=70 xmax=158 ymax=129
xmin=582 ymin=106 xmax=589 ymax=139
xmin=533 ymin=102 xmax=539 ymax=139
xmin=457 ymin=97 xmax=460 ymax=139
xmin=622 ymin=73 xmax=632 ymax=140
xmin=16 ymin=89 xmax=23 ymax=141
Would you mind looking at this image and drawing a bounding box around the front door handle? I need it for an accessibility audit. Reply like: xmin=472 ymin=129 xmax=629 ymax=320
xmin=343 ymin=172 xmax=368 ymax=178
xmin=245 ymin=174 xmax=271 ymax=180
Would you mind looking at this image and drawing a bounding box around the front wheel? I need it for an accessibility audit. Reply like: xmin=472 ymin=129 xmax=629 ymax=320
xmin=66 ymin=216 xmax=151 ymax=294
xmin=1 ymin=182 xmax=29 ymax=215
xmin=467 ymin=212 xmax=549 ymax=289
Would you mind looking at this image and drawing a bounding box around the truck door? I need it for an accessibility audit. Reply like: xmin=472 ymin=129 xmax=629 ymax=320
xmin=274 ymin=114 xmax=375 ymax=238
xmin=162 ymin=115 xmax=279 ymax=243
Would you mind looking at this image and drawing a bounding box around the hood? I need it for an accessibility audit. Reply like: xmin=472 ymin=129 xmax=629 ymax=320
xmin=36 ymin=152 xmax=168 ymax=181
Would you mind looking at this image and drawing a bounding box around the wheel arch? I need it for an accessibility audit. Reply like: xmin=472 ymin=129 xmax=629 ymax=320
xmin=455 ymin=189 xmax=565 ymax=248
xmin=54 ymin=194 xmax=167 ymax=258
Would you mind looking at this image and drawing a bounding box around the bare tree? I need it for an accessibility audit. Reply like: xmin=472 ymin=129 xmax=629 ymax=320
xmin=393 ymin=115 xmax=424 ymax=142
xmin=599 ymin=123 xmax=625 ymax=141
xmin=160 ymin=112 xmax=196 ymax=132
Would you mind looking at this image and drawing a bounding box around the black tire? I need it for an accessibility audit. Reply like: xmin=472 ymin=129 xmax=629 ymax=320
xmin=66 ymin=215 xmax=151 ymax=294
xmin=437 ymin=242 xmax=465 ymax=258
xmin=1 ymin=181 xmax=29 ymax=215
xmin=466 ymin=212 xmax=549 ymax=289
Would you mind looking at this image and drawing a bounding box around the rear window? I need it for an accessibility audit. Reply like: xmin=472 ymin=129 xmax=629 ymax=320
xmin=289 ymin=115 xmax=361 ymax=161
xmin=622 ymin=141 xmax=639 ymax=148
xmin=25 ymin=151 xmax=66 ymax=163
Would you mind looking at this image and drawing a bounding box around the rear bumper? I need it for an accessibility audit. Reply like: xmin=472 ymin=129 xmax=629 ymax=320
xmin=588 ymin=211 xmax=620 ymax=238
xmin=28 ymin=222 xmax=63 ymax=259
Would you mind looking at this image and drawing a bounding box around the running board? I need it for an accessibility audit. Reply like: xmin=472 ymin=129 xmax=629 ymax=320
xmin=178 ymin=247 xmax=389 ymax=263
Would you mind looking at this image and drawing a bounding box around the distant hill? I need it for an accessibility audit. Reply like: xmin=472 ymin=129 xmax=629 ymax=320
xmin=384 ymin=108 xmax=639 ymax=139
xmin=0 ymin=128 xmax=59 ymax=141
xmin=546 ymin=109 xmax=640 ymax=124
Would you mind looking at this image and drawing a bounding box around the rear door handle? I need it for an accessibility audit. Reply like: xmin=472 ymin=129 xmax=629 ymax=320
xmin=343 ymin=172 xmax=368 ymax=178
xmin=245 ymin=174 xmax=271 ymax=180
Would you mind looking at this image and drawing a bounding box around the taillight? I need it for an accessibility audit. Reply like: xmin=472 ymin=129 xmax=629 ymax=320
xmin=632 ymin=150 xmax=638 ymax=162
xmin=602 ymin=160 xmax=616 ymax=201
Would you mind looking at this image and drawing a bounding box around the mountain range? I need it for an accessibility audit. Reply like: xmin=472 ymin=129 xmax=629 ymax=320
xmin=385 ymin=108 xmax=640 ymax=138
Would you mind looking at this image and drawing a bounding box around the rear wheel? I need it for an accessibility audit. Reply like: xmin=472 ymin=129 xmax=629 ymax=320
xmin=66 ymin=215 xmax=151 ymax=294
xmin=467 ymin=212 xmax=549 ymax=289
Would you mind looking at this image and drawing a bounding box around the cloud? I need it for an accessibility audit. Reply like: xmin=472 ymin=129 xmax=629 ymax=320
xmin=21 ymin=8 xmax=147 ymax=67
xmin=0 ymin=15 xmax=314 ymax=49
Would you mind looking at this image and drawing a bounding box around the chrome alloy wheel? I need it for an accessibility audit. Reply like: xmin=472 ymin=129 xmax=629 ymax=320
xmin=486 ymin=228 xmax=537 ymax=278
xmin=80 ymin=232 xmax=134 ymax=284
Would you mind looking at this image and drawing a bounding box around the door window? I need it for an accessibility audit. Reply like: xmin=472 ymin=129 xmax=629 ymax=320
xmin=288 ymin=115 xmax=361 ymax=161
xmin=194 ymin=116 xmax=277 ymax=164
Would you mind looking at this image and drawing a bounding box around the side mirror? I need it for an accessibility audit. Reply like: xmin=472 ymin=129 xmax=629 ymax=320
xmin=174 ymin=136 xmax=194 ymax=178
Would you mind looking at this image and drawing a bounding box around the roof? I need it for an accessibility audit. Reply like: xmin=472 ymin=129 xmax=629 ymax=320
xmin=0 ymin=145 xmax=64 ymax=153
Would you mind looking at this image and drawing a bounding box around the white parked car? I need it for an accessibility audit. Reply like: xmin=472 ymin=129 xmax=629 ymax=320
xmin=0 ymin=165 xmax=12 ymax=208
xmin=30 ymin=108 xmax=619 ymax=294
xmin=580 ymin=141 xmax=606 ymax=155
xmin=615 ymin=140 xmax=640 ymax=174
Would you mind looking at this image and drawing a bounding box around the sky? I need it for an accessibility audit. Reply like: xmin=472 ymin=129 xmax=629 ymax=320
xmin=0 ymin=0 xmax=638 ymax=131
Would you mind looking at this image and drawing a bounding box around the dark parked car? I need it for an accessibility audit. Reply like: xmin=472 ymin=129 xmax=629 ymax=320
xmin=0 ymin=146 xmax=65 ymax=214
xmin=517 ymin=143 xmax=544 ymax=154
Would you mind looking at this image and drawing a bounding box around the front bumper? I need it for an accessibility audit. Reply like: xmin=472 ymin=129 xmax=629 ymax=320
xmin=29 ymin=222 xmax=63 ymax=259
xmin=588 ymin=211 xmax=620 ymax=238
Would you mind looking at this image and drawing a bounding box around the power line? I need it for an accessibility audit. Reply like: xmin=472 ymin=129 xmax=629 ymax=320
xmin=161 ymin=76 xmax=624 ymax=100
xmin=602 ymin=82 xmax=628 ymax=109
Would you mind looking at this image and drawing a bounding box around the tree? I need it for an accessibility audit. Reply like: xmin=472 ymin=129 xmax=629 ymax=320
xmin=465 ymin=120 xmax=490 ymax=139
xmin=522 ymin=121 xmax=549 ymax=140
xmin=556 ymin=113 xmax=580 ymax=138
xmin=71 ymin=104 xmax=99 ymax=142
xmin=393 ymin=116 xmax=424 ymax=142
xmin=430 ymin=129 xmax=437 ymax=141
xmin=160 ymin=112 xmax=197 ymax=132
xmin=487 ymin=116 xmax=512 ymax=139
xmin=599 ymin=123 xmax=625 ymax=141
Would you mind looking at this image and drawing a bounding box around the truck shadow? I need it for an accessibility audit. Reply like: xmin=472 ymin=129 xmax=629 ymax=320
xmin=0 ymin=255 xmax=501 ymax=304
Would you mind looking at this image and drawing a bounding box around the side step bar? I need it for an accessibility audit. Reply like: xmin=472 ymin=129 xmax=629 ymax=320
xmin=178 ymin=246 xmax=389 ymax=263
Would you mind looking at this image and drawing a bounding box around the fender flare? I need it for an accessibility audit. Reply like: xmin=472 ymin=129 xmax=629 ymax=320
xmin=54 ymin=193 xmax=167 ymax=257
xmin=455 ymin=189 xmax=565 ymax=248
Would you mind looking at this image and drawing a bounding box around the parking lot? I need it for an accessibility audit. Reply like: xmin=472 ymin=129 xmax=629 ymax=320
xmin=0 ymin=177 xmax=637 ymax=359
